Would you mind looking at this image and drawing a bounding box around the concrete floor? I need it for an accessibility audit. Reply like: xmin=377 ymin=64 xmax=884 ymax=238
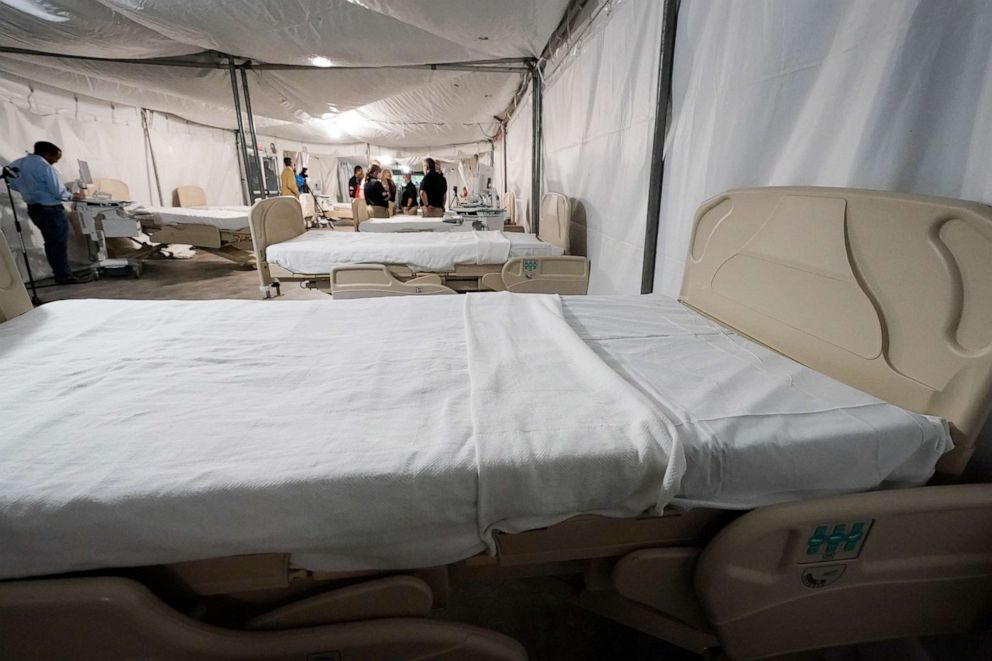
xmin=29 ymin=251 xmax=992 ymax=661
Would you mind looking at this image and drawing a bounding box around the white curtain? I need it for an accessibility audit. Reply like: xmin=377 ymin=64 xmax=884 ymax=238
xmin=504 ymin=92 xmax=532 ymax=230
xmin=541 ymin=0 xmax=663 ymax=294
xmin=654 ymin=0 xmax=992 ymax=297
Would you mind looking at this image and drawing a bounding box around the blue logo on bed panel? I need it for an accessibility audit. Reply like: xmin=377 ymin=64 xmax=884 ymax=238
xmin=802 ymin=520 xmax=871 ymax=563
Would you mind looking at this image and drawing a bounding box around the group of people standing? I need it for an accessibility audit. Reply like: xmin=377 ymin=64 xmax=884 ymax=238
xmin=279 ymin=155 xmax=448 ymax=217
xmin=348 ymin=158 xmax=448 ymax=217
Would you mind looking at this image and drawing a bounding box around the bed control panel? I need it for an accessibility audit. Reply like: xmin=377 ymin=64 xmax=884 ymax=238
xmin=800 ymin=519 xmax=872 ymax=564
xmin=522 ymin=259 xmax=539 ymax=276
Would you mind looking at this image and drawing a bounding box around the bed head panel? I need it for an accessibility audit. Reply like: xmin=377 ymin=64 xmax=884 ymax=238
xmin=175 ymin=186 xmax=207 ymax=208
xmin=249 ymin=196 xmax=305 ymax=261
xmin=91 ymin=178 xmax=130 ymax=200
xmin=0 ymin=228 xmax=32 ymax=322
xmin=538 ymin=192 xmax=571 ymax=253
xmin=680 ymin=187 xmax=992 ymax=476
xmin=502 ymin=190 xmax=517 ymax=225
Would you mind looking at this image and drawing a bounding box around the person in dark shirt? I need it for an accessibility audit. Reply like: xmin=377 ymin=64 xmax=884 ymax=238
xmin=399 ymin=173 xmax=418 ymax=213
xmin=363 ymin=164 xmax=390 ymax=216
xmin=419 ymin=158 xmax=447 ymax=217
xmin=347 ymin=165 xmax=363 ymax=199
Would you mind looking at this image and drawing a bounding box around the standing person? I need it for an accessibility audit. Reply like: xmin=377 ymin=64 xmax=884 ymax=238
xmin=7 ymin=141 xmax=90 ymax=284
xmin=280 ymin=156 xmax=299 ymax=197
xmin=362 ymin=164 xmax=390 ymax=216
xmin=380 ymin=168 xmax=397 ymax=207
xmin=295 ymin=167 xmax=307 ymax=193
xmin=348 ymin=165 xmax=363 ymax=199
xmin=419 ymin=158 xmax=447 ymax=217
xmin=399 ymin=173 xmax=418 ymax=214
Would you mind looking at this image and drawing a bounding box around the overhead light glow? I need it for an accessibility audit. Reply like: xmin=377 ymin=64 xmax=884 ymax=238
xmin=400 ymin=165 xmax=411 ymax=174
xmin=309 ymin=56 xmax=333 ymax=68
xmin=2 ymin=0 xmax=71 ymax=22
xmin=321 ymin=112 xmax=336 ymax=120
xmin=379 ymin=156 xmax=392 ymax=166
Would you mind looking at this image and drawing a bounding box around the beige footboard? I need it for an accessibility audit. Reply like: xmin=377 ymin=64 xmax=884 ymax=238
xmin=330 ymin=264 xmax=456 ymax=299
xmin=0 ymin=576 xmax=525 ymax=660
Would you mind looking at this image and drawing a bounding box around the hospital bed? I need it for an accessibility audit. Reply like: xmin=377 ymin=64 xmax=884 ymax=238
xmin=132 ymin=184 xmax=255 ymax=267
xmin=250 ymin=195 xmax=590 ymax=299
xmin=1 ymin=186 xmax=991 ymax=661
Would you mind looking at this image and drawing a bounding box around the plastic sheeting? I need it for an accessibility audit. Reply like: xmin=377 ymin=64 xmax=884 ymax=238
xmin=654 ymin=0 xmax=992 ymax=297
xmin=0 ymin=0 xmax=572 ymax=149
xmin=0 ymin=74 xmax=243 ymax=279
xmin=500 ymin=0 xmax=663 ymax=294
xmin=541 ymin=0 xmax=662 ymax=294
xmin=503 ymin=92 xmax=532 ymax=230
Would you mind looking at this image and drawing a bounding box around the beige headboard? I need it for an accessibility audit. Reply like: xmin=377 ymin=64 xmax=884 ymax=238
xmin=680 ymin=187 xmax=992 ymax=476
xmin=502 ymin=191 xmax=517 ymax=225
xmin=92 ymin=178 xmax=130 ymax=200
xmin=0 ymin=228 xmax=33 ymax=322
xmin=538 ymin=192 xmax=572 ymax=254
xmin=174 ymin=185 xmax=207 ymax=208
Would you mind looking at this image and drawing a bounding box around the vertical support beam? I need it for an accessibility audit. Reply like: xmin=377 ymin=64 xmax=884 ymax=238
xmin=640 ymin=0 xmax=680 ymax=294
xmin=530 ymin=64 xmax=543 ymax=234
xmin=502 ymin=120 xmax=508 ymax=195
xmin=227 ymin=57 xmax=254 ymax=205
xmin=240 ymin=66 xmax=267 ymax=199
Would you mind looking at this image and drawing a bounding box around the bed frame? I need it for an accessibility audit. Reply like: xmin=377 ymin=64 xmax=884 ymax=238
xmin=2 ymin=187 xmax=991 ymax=660
xmin=138 ymin=184 xmax=255 ymax=267
xmin=250 ymin=196 xmax=590 ymax=299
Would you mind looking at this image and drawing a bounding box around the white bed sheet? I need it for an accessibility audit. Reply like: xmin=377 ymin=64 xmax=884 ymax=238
xmin=0 ymin=295 xmax=682 ymax=579
xmin=130 ymin=205 xmax=250 ymax=231
xmin=561 ymin=295 xmax=952 ymax=508
xmin=358 ymin=215 xmax=464 ymax=233
xmin=266 ymin=230 xmax=560 ymax=273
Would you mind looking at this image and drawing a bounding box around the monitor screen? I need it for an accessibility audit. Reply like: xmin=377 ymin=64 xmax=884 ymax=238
xmin=77 ymin=160 xmax=93 ymax=185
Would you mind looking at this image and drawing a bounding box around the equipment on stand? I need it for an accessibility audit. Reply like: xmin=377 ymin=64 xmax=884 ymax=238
xmin=1 ymin=166 xmax=42 ymax=306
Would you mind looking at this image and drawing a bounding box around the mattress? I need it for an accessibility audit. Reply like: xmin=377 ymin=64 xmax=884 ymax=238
xmin=0 ymin=295 xmax=951 ymax=579
xmin=0 ymin=295 xmax=682 ymax=579
xmin=265 ymin=229 xmax=562 ymax=273
xmin=130 ymin=205 xmax=250 ymax=231
xmin=563 ymin=296 xmax=952 ymax=508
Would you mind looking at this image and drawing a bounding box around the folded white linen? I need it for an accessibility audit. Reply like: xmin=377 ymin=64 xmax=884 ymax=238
xmin=0 ymin=294 xmax=683 ymax=579
xmin=266 ymin=230 xmax=513 ymax=272
xmin=130 ymin=205 xmax=250 ymax=231
xmin=465 ymin=294 xmax=685 ymax=542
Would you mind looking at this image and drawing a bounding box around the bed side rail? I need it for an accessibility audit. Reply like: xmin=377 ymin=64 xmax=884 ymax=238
xmin=249 ymin=197 xmax=306 ymax=293
xmin=0 ymin=227 xmax=32 ymax=322
xmin=695 ymin=483 xmax=992 ymax=659
xmin=330 ymin=264 xmax=456 ymax=299
xmin=481 ymin=256 xmax=590 ymax=295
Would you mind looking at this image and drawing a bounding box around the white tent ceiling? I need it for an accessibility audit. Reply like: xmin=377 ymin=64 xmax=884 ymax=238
xmin=0 ymin=0 xmax=571 ymax=148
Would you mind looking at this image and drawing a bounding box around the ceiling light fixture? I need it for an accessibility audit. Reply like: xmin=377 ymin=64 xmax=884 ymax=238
xmin=309 ymin=56 xmax=333 ymax=68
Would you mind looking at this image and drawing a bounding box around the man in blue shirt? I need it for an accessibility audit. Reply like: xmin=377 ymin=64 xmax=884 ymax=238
xmin=8 ymin=141 xmax=89 ymax=284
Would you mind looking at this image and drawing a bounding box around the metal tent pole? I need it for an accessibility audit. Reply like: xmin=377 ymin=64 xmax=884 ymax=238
xmin=227 ymin=57 xmax=254 ymax=204
xmin=239 ymin=66 xmax=267 ymax=199
xmin=140 ymin=109 xmax=164 ymax=205
xmin=502 ymin=119 xmax=508 ymax=195
xmin=530 ymin=65 xmax=543 ymax=234
xmin=640 ymin=0 xmax=681 ymax=294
